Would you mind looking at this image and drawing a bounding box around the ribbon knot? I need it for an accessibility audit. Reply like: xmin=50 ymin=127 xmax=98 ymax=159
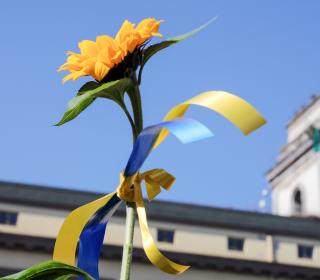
xmin=116 ymin=169 xmax=176 ymax=202
xmin=115 ymin=168 xmax=189 ymax=274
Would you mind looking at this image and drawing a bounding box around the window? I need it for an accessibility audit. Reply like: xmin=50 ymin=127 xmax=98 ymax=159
xmin=257 ymin=234 xmax=266 ymax=240
xmin=228 ymin=237 xmax=244 ymax=251
xmin=293 ymin=188 xmax=303 ymax=215
xmin=274 ymin=240 xmax=280 ymax=252
xmin=298 ymin=245 xmax=313 ymax=259
xmin=0 ymin=211 xmax=17 ymax=225
xmin=157 ymin=229 xmax=174 ymax=243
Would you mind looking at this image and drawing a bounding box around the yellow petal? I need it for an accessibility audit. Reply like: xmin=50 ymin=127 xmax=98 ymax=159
xmin=151 ymin=32 xmax=162 ymax=37
xmin=97 ymin=46 xmax=122 ymax=67
xmin=66 ymin=64 xmax=83 ymax=71
xmin=136 ymin=18 xmax=162 ymax=44
xmin=106 ymin=46 xmax=125 ymax=64
xmin=94 ymin=61 xmax=109 ymax=81
xmin=59 ymin=18 xmax=161 ymax=84
xmin=97 ymin=47 xmax=112 ymax=66
xmin=96 ymin=35 xmax=124 ymax=65
xmin=115 ymin=20 xmax=136 ymax=43
xmin=96 ymin=35 xmax=115 ymax=48
xmin=111 ymin=48 xmax=124 ymax=63
xmin=58 ymin=54 xmax=82 ymax=72
xmin=62 ymin=72 xmax=83 ymax=84
xmin=81 ymin=57 xmax=97 ymax=76
xmin=126 ymin=33 xmax=142 ymax=53
xmin=67 ymin=51 xmax=83 ymax=58
xmin=58 ymin=62 xmax=68 ymax=72
xmin=67 ymin=53 xmax=84 ymax=63
xmin=78 ymin=40 xmax=99 ymax=57
xmin=71 ymin=71 xmax=87 ymax=81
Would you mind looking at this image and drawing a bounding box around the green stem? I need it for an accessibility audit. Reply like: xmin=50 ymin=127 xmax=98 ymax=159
xmin=119 ymin=101 xmax=138 ymax=144
xmin=119 ymin=73 xmax=143 ymax=280
xmin=119 ymin=202 xmax=136 ymax=280
xmin=127 ymin=73 xmax=143 ymax=134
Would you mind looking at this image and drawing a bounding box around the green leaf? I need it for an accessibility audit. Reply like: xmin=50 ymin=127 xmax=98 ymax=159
xmin=77 ymin=81 xmax=101 ymax=96
xmin=55 ymin=78 xmax=133 ymax=126
xmin=138 ymin=17 xmax=217 ymax=83
xmin=0 ymin=260 xmax=94 ymax=280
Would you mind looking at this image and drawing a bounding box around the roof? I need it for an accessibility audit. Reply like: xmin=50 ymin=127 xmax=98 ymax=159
xmin=287 ymin=95 xmax=320 ymax=127
xmin=1 ymin=181 xmax=320 ymax=239
xmin=266 ymin=135 xmax=313 ymax=183
xmin=0 ymin=232 xmax=319 ymax=279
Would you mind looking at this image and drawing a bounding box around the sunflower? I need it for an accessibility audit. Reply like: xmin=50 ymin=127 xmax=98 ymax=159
xmin=58 ymin=18 xmax=162 ymax=84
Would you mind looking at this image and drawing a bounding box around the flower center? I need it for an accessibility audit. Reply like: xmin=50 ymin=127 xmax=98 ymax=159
xmin=101 ymin=47 xmax=143 ymax=83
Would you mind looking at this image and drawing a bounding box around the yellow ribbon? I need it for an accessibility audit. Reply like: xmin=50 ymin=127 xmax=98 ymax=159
xmin=154 ymin=90 xmax=266 ymax=148
xmin=53 ymin=192 xmax=117 ymax=265
xmin=53 ymin=169 xmax=187 ymax=274
xmin=117 ymin=168 xmax=189 ymax=274
xmin=53 ymin=90 xmax=266 ymax=275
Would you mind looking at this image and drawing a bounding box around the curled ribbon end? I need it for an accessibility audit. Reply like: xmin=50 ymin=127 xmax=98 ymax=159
xmin=166 ymin=263 xmax=191 ymax=275
xmin=243 ymin=117 xmax=267 ymax=136
xmin=177 ymin=265 xmax=191 ymax=274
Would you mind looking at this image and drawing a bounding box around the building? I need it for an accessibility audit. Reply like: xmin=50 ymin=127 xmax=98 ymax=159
xmin=1 ymin=97 xmax=320 ymax=280
xmin=267 ymin=96 xmax=320 ymax=217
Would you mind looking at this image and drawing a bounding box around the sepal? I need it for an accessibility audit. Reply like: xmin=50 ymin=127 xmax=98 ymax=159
xmin=55 ymin=78 xmax=133 ymax=126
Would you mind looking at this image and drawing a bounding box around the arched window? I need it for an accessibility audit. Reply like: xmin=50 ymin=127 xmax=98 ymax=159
xmin=293 ymin=188 xmax=303 ymax=215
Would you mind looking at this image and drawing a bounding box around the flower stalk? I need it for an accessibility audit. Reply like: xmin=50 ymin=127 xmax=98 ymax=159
xmin=119 ymin=202 xmax=136 ymax=280
xmin=128 ymin=73 xmax=143 ymax=136
xmin=120 ymin=73 xmax=143 ymax=280
xmin=55 ymin=16 xmax=216 ymax=280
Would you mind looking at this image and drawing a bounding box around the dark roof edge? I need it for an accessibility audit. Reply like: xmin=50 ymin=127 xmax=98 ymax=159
xmin=1 ymin=180 xmax=320 ymax=240
xmin=0 ymin=179 xmax=296 ymax=217
xmin=0 ymin=179 xmax=275 ymax=215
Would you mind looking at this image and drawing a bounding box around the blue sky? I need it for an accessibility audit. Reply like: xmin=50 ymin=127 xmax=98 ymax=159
xmin=0 ymin=0 xmax=319 ymax=212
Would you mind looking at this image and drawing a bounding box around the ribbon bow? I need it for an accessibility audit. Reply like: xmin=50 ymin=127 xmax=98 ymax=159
xmin=53 ymin=91 xmax=266 ymax=279
xmin=117 ymin=169 xmax=175 ymax=202
xmin=117 ymin=169 xmax=189 ymax=274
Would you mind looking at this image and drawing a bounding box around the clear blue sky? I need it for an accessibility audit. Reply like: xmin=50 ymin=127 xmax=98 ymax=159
xmin=0 ymin=0 xmax=319 ymax=212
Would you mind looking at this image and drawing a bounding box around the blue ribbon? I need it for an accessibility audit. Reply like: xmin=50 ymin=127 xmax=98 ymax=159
xmin=124 ymin=118 xmax=213 ymax=176
xmin=76 ymin=117 xmax=213 ymax=279
xmin=77 ymin=194 xmax=121 ymax=279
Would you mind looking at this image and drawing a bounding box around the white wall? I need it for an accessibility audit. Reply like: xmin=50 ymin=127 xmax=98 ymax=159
xmin=272 ymin=156 xmax=320 ymax=217
xmin=287 ymin=98 xmax=320 ymax=143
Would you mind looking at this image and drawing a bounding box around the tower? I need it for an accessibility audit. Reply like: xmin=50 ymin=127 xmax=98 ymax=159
xmin=266 ymin=96 xmax=320 ymax=217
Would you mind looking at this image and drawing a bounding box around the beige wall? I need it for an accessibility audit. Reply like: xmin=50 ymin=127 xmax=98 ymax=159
xmin=275 ymin=235 xmax=320 ymax=267
xmin=0 ymin=201 xmax=319 ymax=270
xmin=0 ymin=249 xmax=300 ymax=280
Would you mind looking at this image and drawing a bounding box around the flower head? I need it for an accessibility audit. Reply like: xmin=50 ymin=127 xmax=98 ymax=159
xmin=59 ymin=18 xmax=162 ymax=84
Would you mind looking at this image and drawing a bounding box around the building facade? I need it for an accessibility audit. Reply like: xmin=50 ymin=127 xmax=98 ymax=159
xmin=267 ymin=96 xmax=320 ymax=217
xmin=0 ymin=97 xmax=320 ymax=279
xmin=0 ymin=181 xmax=320 ymax=279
